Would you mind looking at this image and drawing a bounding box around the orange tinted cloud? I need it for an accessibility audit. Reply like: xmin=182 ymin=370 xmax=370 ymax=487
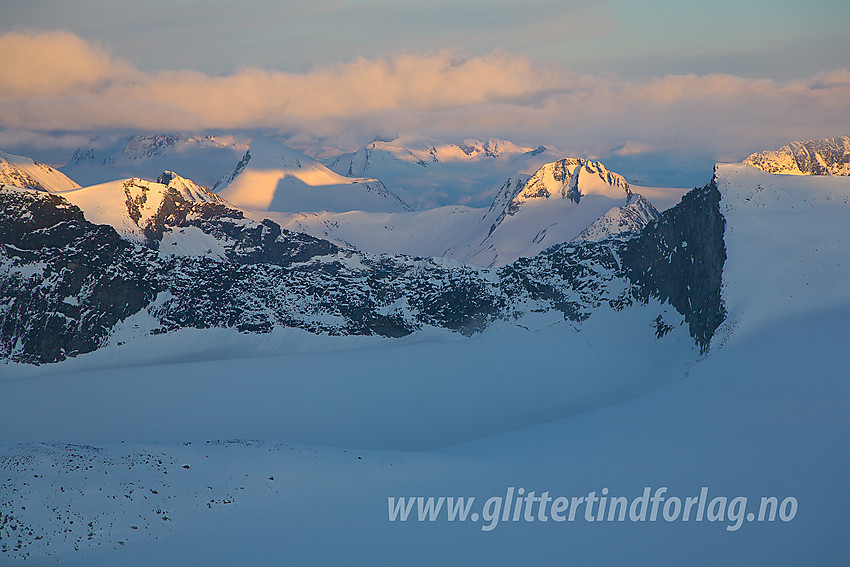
xmin=0 ymin=30 xmax=137 ymax=97
xmin=0 ymin=31 xmax=561 ymax=129
xmin=1 ymin=30 xmax=848 ymax=161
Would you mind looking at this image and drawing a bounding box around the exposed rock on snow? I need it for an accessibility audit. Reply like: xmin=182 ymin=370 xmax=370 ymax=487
xmin=63 ymin=133 xmax=249 ymax=188
xmin=743 ymin=136 xmax=850 ymax=175
xmin=0 ymin=174 xmax=723 ymax=364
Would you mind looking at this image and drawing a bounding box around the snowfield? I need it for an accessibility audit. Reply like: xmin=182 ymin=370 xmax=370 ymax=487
xmin=325 ymin=136 xmax=565 ymax=209
xmin=216 ymin=136 xmax=411 ymax=214
xmin=0 ymin=161 xmax=848 ymax=565
xmin=0 ymin=302 xmax=697 ymax=449
xmin=249 ymin=159 xmax=684 ymax=267
xmin=0 ymin=151 xmax=80 ymax=193
xmin=715 ymin=162 xmax=850 ymax=337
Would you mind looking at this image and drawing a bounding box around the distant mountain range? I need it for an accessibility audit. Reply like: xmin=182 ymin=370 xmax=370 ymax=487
xmin=60 ymin=133 xmax=567 ymax=210
xmin=2 ymin=133 xmax=669 ymax=266
xmin=214 ymin=135 xmax=411 ymax=213
xmin=1 ymin=134 xmax=845 ymax=366
xmin=326 ymin=136 xmax=564 ymax=209
xmin=744 ymin=136 xmax=850 ymax=175
xmin=263 ymin=157 xmax=661 ymax=267
xmin=62 ymin=133 xmax=248 ymax=188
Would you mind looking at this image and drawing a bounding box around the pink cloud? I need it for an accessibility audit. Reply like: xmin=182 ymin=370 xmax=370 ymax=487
xmin=0 ymin=30 xmax=137 ymax=97
xmin=0 ymin=32 xmax=561 ymax=129
xmin=1 ymin=30 xmax=848 ymax=163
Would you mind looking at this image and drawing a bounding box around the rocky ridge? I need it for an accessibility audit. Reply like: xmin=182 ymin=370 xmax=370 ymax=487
xmin=744 ymin=136 xmax=850 ymax=176
xmin=0 ymin=175 xmax=726 ymax=364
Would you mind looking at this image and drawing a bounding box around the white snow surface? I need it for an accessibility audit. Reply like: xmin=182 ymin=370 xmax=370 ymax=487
xmin=0 ymin=301 xmax=698 ymax=448
xmin=0 ymin=150 xmax=80 ymax=193
xmin=1 ymin=162 xmax=849 ymax=564
xmin=55 ymin=172 xmax=229 ymax=252
xmin=216 ymin=136 xmax=411 ymax=213
xmin=325 ymin=136 xmax=565 ymax=209
xmin=255 ymin=158 xmax=666 ymax=267
xmin=714 ymin=162 xmax=850 ymax=339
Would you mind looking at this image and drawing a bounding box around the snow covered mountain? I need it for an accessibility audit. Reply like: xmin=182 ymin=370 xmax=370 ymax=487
xmin=267 ymin=158 xmax=660 ymax=267
xmin=0 ymin=150 xmax=80 ymax=193
xmin=743 ymin=135 xmax=850 ymax=175
xmin=0 ymin=165 xmax=720 ymax=365
xmin=61 ymin=133 xmax=412 ymax=214
xmin=215 ymin=136 xmax=412 ymax=213
xmin=56 ymin=171 xmax=254 ymax=257
xmin=2 ymin=144 xmax=849 ymax=565
xmin=62 ymin=133 xmax=249 ymax=188
xmin=326 ymin=136 xmax=563 ymax=209
xmin=51 ymin=169 xmax=342 ymax=271
xmin=453 ymin=158 xmax=659 ymax=266
xmin=3 ymin=140 xmax=662 ymax=269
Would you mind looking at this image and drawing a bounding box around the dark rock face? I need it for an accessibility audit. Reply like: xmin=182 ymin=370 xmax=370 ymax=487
xmin=222 ymin=219 xmax=340 ymax=266
xmin=213 ymin=150 xmax=251 ymax=190
xmin=141 ymin=186 xmax=237 ymax=246
xmin=487 ymin=177 xmax=527 ymax=236
xmin=619 ymin=181 xmax=726 ymax=352
xmin=120 ymin=177 xmax=340 ymax=265
xmin=0 ymin=189 xmax=160 ymax=364
xmin=500 ymin=241 xmax=630 ymax=322
xmin=1 ymin=179 xmax=729 ymax=365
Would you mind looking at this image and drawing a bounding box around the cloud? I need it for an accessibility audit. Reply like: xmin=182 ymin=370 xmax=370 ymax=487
xmin=0 ymin=30 xmax=137 ymax=97
xmin=0 ymin=129 xmax=91 ymax=151
xmin=0 ymin=31 xmax=563 ymax=130
xmin=611 ymin=141 xmax=662 ymax=157
xmin=1 ymin=30 xmax=849 ymax=169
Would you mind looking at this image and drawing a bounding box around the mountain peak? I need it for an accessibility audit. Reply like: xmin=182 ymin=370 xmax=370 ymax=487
xmin=0 ymin=150 xmax=80 ymax=193
xmin=508 ymin=158 xmax=631 ymax=214
xmin=55 ymin=172 xmax=243 ymax=251
xmin=216 ymin=136 xmax=411 ymax=213
xmin=326 ymin=136 xmax=562 ymax=209
xmin=156 ymin=171 xmax=224 ymax=204
xmin=453 ymin=157 xmax=653 ymax=267
xmin=743 ymin=136 xmax=850 ymax=175
xmin=62 ymin=133 xmax=250 ymax=188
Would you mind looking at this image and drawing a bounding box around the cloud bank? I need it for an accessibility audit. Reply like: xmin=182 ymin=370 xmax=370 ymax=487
xmin=2 ymin=30 xmax=849 ymax=166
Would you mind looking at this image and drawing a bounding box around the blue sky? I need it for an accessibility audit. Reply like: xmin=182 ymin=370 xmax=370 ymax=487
xmin=4 ymin=0 xmax=847 ymax=77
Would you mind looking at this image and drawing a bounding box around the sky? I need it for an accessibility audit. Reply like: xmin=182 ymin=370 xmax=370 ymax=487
xmin=1 ymin=0 xmax=849 ymax=186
